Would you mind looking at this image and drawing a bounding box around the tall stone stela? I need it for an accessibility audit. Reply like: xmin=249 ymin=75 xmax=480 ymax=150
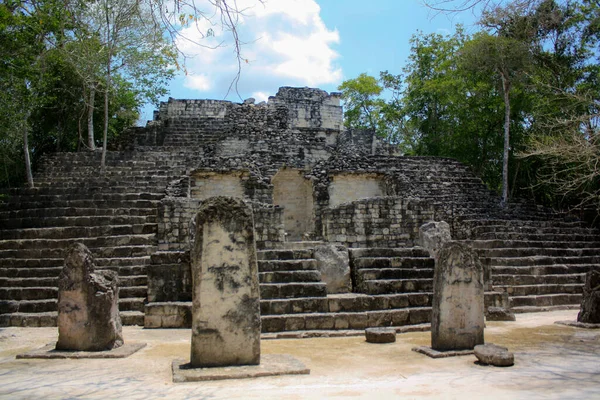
xmin=431 ymin=242 xmax=485 ymax=351
xmin=56 ymin=243 xmax=123 ymax=351
xmin=190 ymin=196 xmax=261 ymax=368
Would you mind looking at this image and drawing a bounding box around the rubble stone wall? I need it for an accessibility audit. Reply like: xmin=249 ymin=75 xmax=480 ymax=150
xmin=157 ymin=198 xmax=284 ymax=251
xmin=322 ymin=197 xmax=436 ymax=248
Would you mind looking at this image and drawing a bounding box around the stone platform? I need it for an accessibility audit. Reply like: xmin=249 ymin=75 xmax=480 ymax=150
xmin=16 ymin=342 xmax=146 ymax=359
xmin=172 ymin=354 xmax=309 ymax=382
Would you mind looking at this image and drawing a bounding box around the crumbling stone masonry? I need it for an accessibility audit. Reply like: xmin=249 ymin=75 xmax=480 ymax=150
xmin=1 ymin=86 xmax=599 ymax=331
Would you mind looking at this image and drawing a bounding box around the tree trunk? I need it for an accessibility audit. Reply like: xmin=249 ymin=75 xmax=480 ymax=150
xmin=501 ymin=73 xmax=511 ymax=207
xmin=101 ymin=71 xmax=109 ymax=169
xmin=23 ymin=124 xmax=34 ymax=188
xmin=101 ymin=5 xmax=110 ymax=170
xmin=88 ymin=86 xmax=96 ymax=150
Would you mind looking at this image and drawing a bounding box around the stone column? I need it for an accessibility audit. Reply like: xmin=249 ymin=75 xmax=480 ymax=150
xmin=56 ymin=243 xmax=123 ymax=351
xmin=190 ymin=196 xmax=261 ymax=367
xmin=431 ymin=241 xmax=484 ymax=351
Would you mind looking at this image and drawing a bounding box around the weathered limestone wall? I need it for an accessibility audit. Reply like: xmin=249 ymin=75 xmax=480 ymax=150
xmin=158 ymin=198 xmax=284 ymax=251
xmin=268 ymin=87 xmax=343 ymax=131
xmin=162 ymin=99 xmax=228 ymax=119
xmin=272 ymin=168 xmax=315 ymax=240
xmin=328 ymin=173 xmax=385 ymax=208
xmin=190 ymin=171 xmax=247 ymax=200
xmin=322 ymin=197 xmax=436 ymax=248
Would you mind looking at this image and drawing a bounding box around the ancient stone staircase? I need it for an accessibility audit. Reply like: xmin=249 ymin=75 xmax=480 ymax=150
xmin=465 ymin=218 xmax=600 ymax=312
xmin=0 ymin=151 xmax=180 ymax=327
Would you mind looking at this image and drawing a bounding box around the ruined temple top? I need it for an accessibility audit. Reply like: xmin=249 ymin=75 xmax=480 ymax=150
xmin=153 ymin=86 xmax=344 ymax=132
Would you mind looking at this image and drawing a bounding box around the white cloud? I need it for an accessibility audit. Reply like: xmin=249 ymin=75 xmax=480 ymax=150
xmin=184 ymin=74 xmax=211 ymax=91
xmin=251 ymin=91 xmax=270 ymax=102
xmin=174 ymin=0 xmax=342 ymax=99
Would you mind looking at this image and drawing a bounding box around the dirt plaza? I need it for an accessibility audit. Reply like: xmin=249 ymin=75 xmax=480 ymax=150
xmin=1 ymin=309 xmax=598 ymax=399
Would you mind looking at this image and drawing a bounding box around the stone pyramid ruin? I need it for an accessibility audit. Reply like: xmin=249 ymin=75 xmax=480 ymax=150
xmin=1 ymin=87 xmax=599 ymax=330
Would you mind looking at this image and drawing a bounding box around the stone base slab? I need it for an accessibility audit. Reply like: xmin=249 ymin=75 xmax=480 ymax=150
xmin=172 ymin=354 xmax=309 ymax=382
xmin=555 ymin=320 xmax=600 ymax=329
xmin=16 ymin=343 xmax=146 ymax=359
xmin=412 ymin=346 xmax=474 ymax=358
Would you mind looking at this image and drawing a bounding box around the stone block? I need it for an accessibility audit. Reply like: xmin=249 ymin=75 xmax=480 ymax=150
xmin=365 ymin=327 xmax=396 ymax=343
xmin=419 ymin=221 xmax=451 ymax=259
xmin=578 ymin=270 xmax=600 ymax=324
xmin=474 ymin=344 xmax=514 ymax=367
xmin=190 ymin=197 xmax=261 ymax=367
xmin=431 ymin=242 xmax=484 ymax=351
xmin=314 ymin=244 xmax=351 ymax=294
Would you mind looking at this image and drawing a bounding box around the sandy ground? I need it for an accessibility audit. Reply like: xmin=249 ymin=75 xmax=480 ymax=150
xmin=1 ymin=310 xmax=599 ymax=399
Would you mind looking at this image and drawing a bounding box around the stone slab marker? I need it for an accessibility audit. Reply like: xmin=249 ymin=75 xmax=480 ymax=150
xmin=190 ymin=196 xmax=261 ymax=367
xmin=577 ymin=270 xmax=600 ymax=324
xmin=56 ymin=243 xmax=123 ymax=351
xmin=431 ymin=241 xmax=484 ymax=351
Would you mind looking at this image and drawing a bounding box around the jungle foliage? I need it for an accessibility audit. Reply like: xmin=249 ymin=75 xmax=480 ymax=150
xmin=339 ymin=0 xmax=600 ymax=216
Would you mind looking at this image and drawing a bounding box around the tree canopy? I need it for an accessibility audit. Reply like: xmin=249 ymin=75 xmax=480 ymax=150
xmin=339 ymin=0 xmax=600 ymax=216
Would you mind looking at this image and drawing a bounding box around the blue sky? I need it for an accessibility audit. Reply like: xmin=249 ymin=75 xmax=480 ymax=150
xmin=140 ymin=0 xmax=480 ymax=122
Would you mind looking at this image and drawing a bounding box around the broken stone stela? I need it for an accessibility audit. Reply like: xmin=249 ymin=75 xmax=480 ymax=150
xmin=431 ymin=241 xmax=485 ymax=351
xmin=56 ymin=243 xmax=123 ymax=351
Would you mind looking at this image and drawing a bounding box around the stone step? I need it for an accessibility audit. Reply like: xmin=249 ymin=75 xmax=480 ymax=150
xmin=0 ymin=298 xmax=56 ymax=314
xmin=95 ymin=256 xmax=152 ymax=267
xmin=259 ymin=271 xmax=321 ymax=284
xmin=0 ymin=277 xmax=57 ymax=288
xmin=260 ymin=283 xmax=327 ymax=299
xmin=1 ymin=215 xmax=157 ymax=229
xmin=1 ymin=296 xmax=143 ymax=314
xmin=0 ymin=234 xmax=157 ymax=250
xmin=352 ymin=257 xmax=434 ymax=269
xmin=257 ymin=249 xmax=314 ymax=261
xmin=361 ymin=279 xmax=433 ymax=295
xmin=470 ymin=225 xmax=596 ymax=236
xmin=0 ymin=207 xmax=157 ymax=220
xmin=0 ymin=312 xmax=57 ymax=327
xmin=484 ymin=255 xmax=600 ymax=267
xmin=509 ymin=293 xmax=581 ymax=308
xmin=349 ymin=247 xmax=431 ymax=259
xmin=0 ymin=267 xmax=63 ymax=278
xmin=0 ymin=245 xmax=156 ymax=259
xmin=473 ymin=233 xmax=600 ymax=242
xmin=118 ymin=297 xmax=146 ymax=312
xmin=470 ymin=239 xmax=600 ymax=249
xmin=119 ymin=286 xmax=148 ymax=298
xmin=359 ymin=268 xmax=434 ymax=281
xmin=476 ymin=247 xmax=600 ymax=258
xmin=261 ymin=307 xmax=431 ymax=333
xmin=276 ymin=241 xmax=325 ymax=250
xmin=498 ymin=283 xmax=582 ymax=297
xmin=0 ymin=199 xmax=159 ymax=212
xmin=258 ymin=259 xmax=318 ymax=272
xmin=493 ymin=273 xmax=586 ymax=286
xmin=0 ymin=286 xmax=57 ymax=301
xmin=493 ymin=264 xmax=600 ymax=276
xmin=0 ymin=224 xmax=157 ymax=240
xmin=3 ymin=191 xmax=164 ymax=202
xmin=511 ymin=304 xmax=580 ymax=314
xmin=260 ymin=293 xmax=431 ymax=315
